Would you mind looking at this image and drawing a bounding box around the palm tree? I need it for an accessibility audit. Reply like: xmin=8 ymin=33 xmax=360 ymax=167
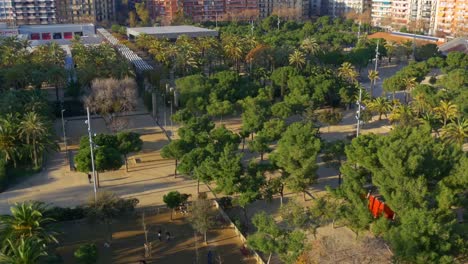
xmin=0 ymin=237 xmax=48 ymax=264
xmin=411 ymin=93 xmax=432 ymax=116
xmin=367 ymin=70 xmax=379 ymax=98
xmin=434 ymin=100 xmax=459 ymax=126
xmin=367 ymin=97 xmax=391 ymax=120
xmin=419 ymin=112 xmax=442 ymax=136
xmin=338 ymin=62 xmax=359 ymax=84
xmin=389 ymin=104 xmax=416 ymax=127
xmin=0 ymin=114 xmax=19 ymax=168
xmin=19 ymin=112 xmax=48 ymax=168
xmin=384 ymin=41 xmax=396 ymax=63
xmin=403 ymin=77 xmax=417 ymax=103
xmin=288 ymin=49 xmax=306 ymax=70
xmin=223 ymin=35 xmax=244 ymax=72
xmin=0 ymin=202 xmax=56 ymax=244
xmin=441 ymin=118 xmax=467 ymax=146
xmin=300 ymin=37 xmax=320 ymax=56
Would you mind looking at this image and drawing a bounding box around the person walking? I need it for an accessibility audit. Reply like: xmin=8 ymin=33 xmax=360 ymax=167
xmin=157 ymin=229 xmax=162 ymax=241
xmin=87 ymin=173 xmax=92 ymax=183
xmin=166 ymin=231 xmax=171 ymax=241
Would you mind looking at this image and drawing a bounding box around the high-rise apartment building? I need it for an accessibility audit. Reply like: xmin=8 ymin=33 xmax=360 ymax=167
xmin=258 ymin=0 xmax=309 ymax=19
xmin=56 ymin=0 xmax=95 ymax=23
xmin=433 ymin=0 xmax=468 ymax=36
xmin=0 ymin=0 xmax=13 ymax=22
xmin=371 ymin=0 xmax=437 ymax=33
xmin=329 ymin=0 xmax=367 ymax=17
xmin=9 ymin=0 xmax=57 ymax=25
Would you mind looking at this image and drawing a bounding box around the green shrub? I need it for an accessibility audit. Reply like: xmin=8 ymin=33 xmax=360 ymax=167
xmin=45 ymin=206 xmax=87 ymax=222
xmin=74 ymin=243 xmax=98 ymax=264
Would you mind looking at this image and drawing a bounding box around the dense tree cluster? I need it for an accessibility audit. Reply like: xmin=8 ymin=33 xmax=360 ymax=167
xmin=0 ymin=90 xmax=56 ymax=189
xmin=335 ymin=126 xmax=467 ymax=262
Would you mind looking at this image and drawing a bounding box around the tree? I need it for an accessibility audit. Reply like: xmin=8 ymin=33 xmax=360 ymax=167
xmin=321 ymin=140 xmax=346 ymax=185
xmin=0 ymin=114 xmax=19 ymax=168
xmin=135 ymin=2 xmax=151 ymax=26
xmin=248 ymin=134 xmax=270 ymax=161
xmin=240 ymin=96 xmax=271 ymax=139
xmin=367 ymin=97 xmax=391 ymax=120
xmin=116 ymin=132 xmax=143 ymax=172
xmin=434 ymin=100 xmax=459 ymax=126
xmin=441 ymin=118 xmax=467 ymax=146
xmin=161 ymin=139 xmax=190 ymax=177
xmin=318 ymin=110 xmax=343 ymax=132
xmin=403 ymin=77 xmax=417 ymax=103
xmin=84 ymin=78 xmax=137 ymax=119
xmin=300 ymin=37 xmax=320 ymax=57
xmin=163 ymin=191 xmax=183 ymax=220
xmin=280 ymin=200 xmax=309 ymax=229
xmin=272 ymin=122 xmax=321 ymax=200
xmin=388 ymin=105 xmax=417 ymax=127
xmin=367 ymin=70 xmax=379 ymax=98
xmin=0 ymin=202 xmax=57 ymax=246
xmin=248 ymin=211 xmax=307 ymax=264
xmin=74 ymin=243 xmax=98 ymax=264
xmin=0 ymin=237 xmax=48 ymax=264
xmin=247 ymin=211 xmax=282 ymax=264
xmin=270 ymin=66 xmax=298 ymax=98
xmin=74 ymin=138 xmax=123 ymax=183
xmin=206 ymin=97 xmax=234 ymax=125
xmin=18 ymin=112 xmax=52 ymax=168
xmin=338 ymin=62 xmax=358 ymax=84
xmin=288 ymin=49 xmax=306 ymax=70
xmin=189 ymin=198 xmax=214 ymax=244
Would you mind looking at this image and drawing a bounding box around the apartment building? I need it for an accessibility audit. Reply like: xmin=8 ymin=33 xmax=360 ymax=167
xmin=433 ymin=0 xmax=468 ymax=36
xmin=259 ymin=0 xmax=309 ymax=19
xmin=370 ymin=0 xmax=436 ymax=33
xmin=55 ymin=0 xmax=95 ymax=23
xmin=329 ymin=0 xmax=367 ymax=17
xmin=8 ymin=0 xmax=57 ymax=25
xmin=225 ymin=0 xmax=258 ymax=20
xmin=0 ymin=0 xmax=13 ymax=22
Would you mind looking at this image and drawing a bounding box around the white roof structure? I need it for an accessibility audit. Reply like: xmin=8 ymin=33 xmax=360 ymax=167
xmin=97 ymin=28 xmax=153 ymax=72
xmin=127 ymin=25 xmax=218 ymax=39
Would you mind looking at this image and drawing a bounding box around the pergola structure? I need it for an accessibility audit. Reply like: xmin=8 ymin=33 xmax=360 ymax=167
xmin=97 ymin=27 xmax=153 ymax=72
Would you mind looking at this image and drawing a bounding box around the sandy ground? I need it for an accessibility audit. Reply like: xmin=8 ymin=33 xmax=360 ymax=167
xmin=55 ymin=209 xmax=256 ymax=264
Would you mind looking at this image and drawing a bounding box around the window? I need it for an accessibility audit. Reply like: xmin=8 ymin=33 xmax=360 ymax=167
xmin=63 ymin=32 xmax=73 ymax=39
xmin=30 ymin=33 xmax=40 ymax=40
xmin=53 ymin=32 xmax=62 ymax=39
xmin=41 ymin=32 xmax=51 ymax=39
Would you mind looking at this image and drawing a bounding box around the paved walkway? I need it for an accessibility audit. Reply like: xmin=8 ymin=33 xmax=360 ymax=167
xmin=0 ymin=114 xmax=211 ymax=214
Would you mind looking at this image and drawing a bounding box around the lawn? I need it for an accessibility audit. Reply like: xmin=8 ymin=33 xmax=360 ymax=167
xmin=54 ymin=208 xmax=256 ymax=264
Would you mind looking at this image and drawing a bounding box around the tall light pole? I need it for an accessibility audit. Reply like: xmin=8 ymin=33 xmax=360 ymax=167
xmin=61 ymin=109 xmax=68 ymax=165
xmin=356 ymin=87 xmax=363 ymax=137
xmin=169 ymin=87 xmax=174 ymax=138
xmin=374 ymin=39 xmax=380 ymax=72
xmin=86 ymin=107 xmax=97 ymax=203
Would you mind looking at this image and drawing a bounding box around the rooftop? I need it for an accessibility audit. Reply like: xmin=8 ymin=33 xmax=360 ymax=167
xmin=126 ymin=25 xmax=218 ymax=39
xmin=128 ymin=25 xmax=217 ymax=34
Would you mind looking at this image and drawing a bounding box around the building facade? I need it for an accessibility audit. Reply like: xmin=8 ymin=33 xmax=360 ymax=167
xmin=329 ymin=0 xmax=367 ymax=17
xmin=258 ymin=0 xmax=309 ymax=19
xmin=433 ymin=0 xmax=468 ymax=36
xmin=10 ymin=0 xmax=57 ymax=25
xmin=55 ymin=0 xmax=95 ymax=23
xmin=371 ymin=0 xmax=437 ymax=33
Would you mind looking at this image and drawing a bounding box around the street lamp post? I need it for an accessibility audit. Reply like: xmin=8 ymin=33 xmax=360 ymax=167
xmin=86 ymin=107 xmax=97 ymax=203
xmin=170 ymin=87 xmax=174 ymax=138
xmin=61 ymin=109 xmax=68 ymax=164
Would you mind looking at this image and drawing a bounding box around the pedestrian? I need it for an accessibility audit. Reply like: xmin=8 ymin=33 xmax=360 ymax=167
xmin=157 ymin=229 xmax=162 ymax=241
xmin=207 ymin=250 xmax=213 ymax=264
xmin=166 ymin=231 xmax=171 ymax=241
xmin=87 ymin=173 xmax=92 ymax=183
